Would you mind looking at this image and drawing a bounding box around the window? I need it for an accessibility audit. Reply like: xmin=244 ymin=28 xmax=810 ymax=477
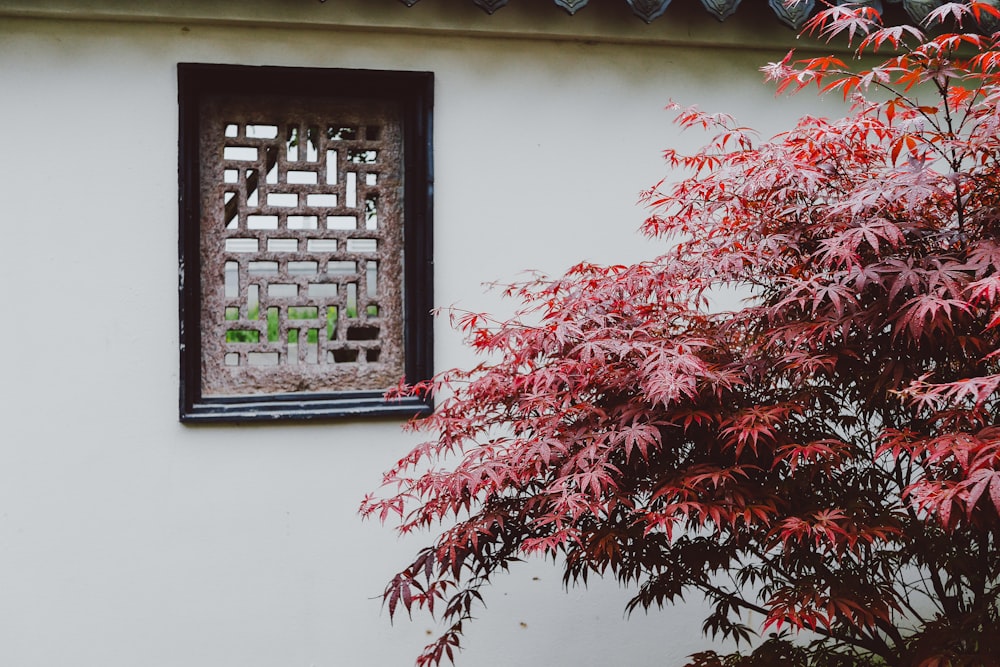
xmin=178 ymin=64 xmax=433 ymax=421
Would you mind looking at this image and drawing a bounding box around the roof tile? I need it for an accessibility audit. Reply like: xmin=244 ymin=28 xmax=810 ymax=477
xmin=393 ymin=0 xmax=945 ymax=30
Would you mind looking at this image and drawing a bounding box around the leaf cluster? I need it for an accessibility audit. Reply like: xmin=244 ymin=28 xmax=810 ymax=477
xmin=363 ymin=4 xmax=1000 ymax=665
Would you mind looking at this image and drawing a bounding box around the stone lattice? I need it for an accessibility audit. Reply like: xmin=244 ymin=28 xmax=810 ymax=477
xmin=198 ymin=96 xmax=405 ymax=397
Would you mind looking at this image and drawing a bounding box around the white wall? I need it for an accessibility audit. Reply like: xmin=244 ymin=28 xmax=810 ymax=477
xmin=0 ymin=3 xmax=843 ymax=666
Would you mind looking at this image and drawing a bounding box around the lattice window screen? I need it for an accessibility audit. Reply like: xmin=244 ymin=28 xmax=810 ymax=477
xmin=198 ymin=97 xmax=405 ymax=397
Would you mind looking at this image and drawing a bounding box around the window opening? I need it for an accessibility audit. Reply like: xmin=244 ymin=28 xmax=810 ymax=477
xmin=179 ymin=64 xmax=433 ymax=421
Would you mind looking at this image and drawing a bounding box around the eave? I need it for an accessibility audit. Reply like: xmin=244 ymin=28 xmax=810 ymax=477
xmin=379 ymin=0 xmax=946 ymax=29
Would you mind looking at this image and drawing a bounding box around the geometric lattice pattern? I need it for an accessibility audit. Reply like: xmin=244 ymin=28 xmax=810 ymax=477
xmin=199 ymin=96 xmax=405 ymax=397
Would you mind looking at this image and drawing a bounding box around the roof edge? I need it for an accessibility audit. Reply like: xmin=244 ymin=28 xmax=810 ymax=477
xmin=372 ymin=0 xmax=946 ymax=30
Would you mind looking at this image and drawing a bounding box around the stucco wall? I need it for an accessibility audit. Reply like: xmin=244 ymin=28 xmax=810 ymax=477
xmin=0 ymin=3 xmax=843 ymax=665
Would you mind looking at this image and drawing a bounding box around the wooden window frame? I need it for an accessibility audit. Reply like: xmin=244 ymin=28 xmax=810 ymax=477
xmin=178 ymin=63 xmax=433 ymax=422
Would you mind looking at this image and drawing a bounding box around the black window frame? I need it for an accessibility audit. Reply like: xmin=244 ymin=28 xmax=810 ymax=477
xmin=178 ymin=63 xmax=434 ymax=422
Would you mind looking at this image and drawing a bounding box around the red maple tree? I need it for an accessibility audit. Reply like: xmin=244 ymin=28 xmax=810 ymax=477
xmin=362 ymin=4 xmax=1000 ymax=665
